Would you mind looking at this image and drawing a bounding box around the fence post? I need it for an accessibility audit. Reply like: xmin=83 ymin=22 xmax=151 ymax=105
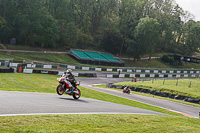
xmin=163 ymin=79 xmax=165 ymax=85
xmin=188 ymin=81 xmax=192 ymax=88
xmin=176 ymin=78 xmax=178 ymax=86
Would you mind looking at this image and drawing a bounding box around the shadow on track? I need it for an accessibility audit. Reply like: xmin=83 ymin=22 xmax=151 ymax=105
xmin=59 ymin=97 xmax=88 ymax=103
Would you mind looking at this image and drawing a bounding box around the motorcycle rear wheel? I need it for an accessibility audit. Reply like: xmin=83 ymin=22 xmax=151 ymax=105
xmin=57 ymin=84 xmax=65 ymax=95
xmin=73 ymin=88 xmax=81 ymax=99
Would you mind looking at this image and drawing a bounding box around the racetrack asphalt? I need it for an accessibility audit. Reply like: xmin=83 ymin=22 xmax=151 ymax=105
xmin=0 ymin=90 xmax=166 ymax=116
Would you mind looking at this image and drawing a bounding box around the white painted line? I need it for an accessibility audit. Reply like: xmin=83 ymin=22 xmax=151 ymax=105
xmin=0 ymin=112 xmax=159 ymax=117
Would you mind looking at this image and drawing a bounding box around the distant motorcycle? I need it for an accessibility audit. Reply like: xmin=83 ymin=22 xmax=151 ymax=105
xmin=123 ymin=86 xmax=130 ymax=94
xmin=56 ymin=75 xmax=81 ymax=99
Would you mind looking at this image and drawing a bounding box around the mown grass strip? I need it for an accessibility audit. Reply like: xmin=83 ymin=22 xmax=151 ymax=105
xmin=113 ymin=79 xmax=200 ymax=99
xmin=0 ymin=114 xmax=200 ymax=133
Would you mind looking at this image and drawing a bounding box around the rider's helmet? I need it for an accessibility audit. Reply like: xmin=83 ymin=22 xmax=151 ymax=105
xmin=66 ymin=69 xmax=72 ymax=74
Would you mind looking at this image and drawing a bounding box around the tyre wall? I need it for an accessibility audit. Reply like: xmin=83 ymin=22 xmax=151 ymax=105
xmin=107 ymin=83 xmax=200 ymax=104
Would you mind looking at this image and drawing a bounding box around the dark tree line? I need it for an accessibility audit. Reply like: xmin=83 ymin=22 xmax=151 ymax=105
xmin=0 ymin=0 xmax=200 ymax=60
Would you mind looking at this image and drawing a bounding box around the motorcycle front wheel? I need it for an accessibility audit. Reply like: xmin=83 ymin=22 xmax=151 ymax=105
xmin=73 ymin=88 xmax=81 ymax=99
xmin=57 ymin=84 xmax=65 ymax=95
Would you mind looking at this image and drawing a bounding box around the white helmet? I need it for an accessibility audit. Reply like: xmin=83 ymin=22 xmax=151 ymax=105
xmin=66 ymin=69 xmax=72 ymax=74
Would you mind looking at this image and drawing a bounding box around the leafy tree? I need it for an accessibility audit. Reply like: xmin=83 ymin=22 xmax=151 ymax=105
xmin=100 ymin=29 xmax=123 ymax=55
xmin=75 ymin=30 xmax=94 ymax=49
xmin=0 ymin=16 xmax=5 ymax=29
xmin=36 ymin=15 xmax=59 ymax=48
xmin=183 ymin=21 xmax=200 ymax=56
xmin=0 ymin=0 xmax=199 ymax=58
xmin=125 ymin=38 xmax=141 ymax=61
xmin=118 ymin=0 xmax=143 ymax=57
xmin=135 ymin=16 xmax=160 ymax=60
xmin=58 ymin=21 xmax=77 ymax=49
xmin=0 ymin=0 xmax=18 ymax=42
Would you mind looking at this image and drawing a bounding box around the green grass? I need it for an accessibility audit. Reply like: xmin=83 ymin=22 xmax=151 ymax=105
xmin=0 ymin=114 xmax=200 ymax=133
xmin=0 ymin=73 xmax=57 ymax=93
xmin=0 ymin=51 xmax=80 ymax=64
xmin=113 ymin=79 xmax=200 ymax=99
xmin=3 ymin=44 xmax=64 ymax=51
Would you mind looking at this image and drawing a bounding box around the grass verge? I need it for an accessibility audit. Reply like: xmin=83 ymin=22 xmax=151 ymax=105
xmin=0 ymin=114 xmax=200 ymax=133
xmin=113 ymin=79 xmax=200 ymax=99
xmin=0 ymin=51 xmax=80 ymax=65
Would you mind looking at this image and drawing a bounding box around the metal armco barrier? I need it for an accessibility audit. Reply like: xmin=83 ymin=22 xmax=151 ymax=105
xmin=21 ymin=68 xmax=97 ymax=77
xmin=106 ymin=73 xmax=200 ymax=78
xmin=5 ymin=62 xmax=200 ymax=74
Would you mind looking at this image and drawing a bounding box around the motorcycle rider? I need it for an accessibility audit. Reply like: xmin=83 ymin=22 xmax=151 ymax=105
xmin=123 ymin=86 xmax=130 ymax=93
xmin=64 ymin=69 xmax=76 ymax=93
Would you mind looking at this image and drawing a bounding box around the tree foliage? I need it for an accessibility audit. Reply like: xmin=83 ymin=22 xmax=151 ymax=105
xmin=135 ymin=16 xmax=160 ymax=60
xmin=0 ymin=0 xmax=199 ymax=58
xmin=100 ymin=29 xmax=123 ymax=55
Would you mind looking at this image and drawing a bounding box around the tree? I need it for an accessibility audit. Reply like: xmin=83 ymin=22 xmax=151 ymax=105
xmin=135 ymin=16 xmax=160 ymax=60
xmin=183 ymin=21 xmax=200 ymax=56
xmin=36 ymin=15 xmax=60 ymax=48
xmin=118 ymin=0 xmax=143 ymax=57
xmin=125 ymin=38 xmax=141 ymax=61
xmin=58 ymin=22 xmax=77 ymax=49
xmin=0 ymin=16 xmax=5 ymax=29
xmin=0 ymin=0 xmax=199 ymax=57
xmin=100 ymin=29 xmax=123 ymax=55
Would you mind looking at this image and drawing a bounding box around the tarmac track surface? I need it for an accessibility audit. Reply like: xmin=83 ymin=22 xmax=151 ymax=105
xmin=0 ymin=90 xmax=165 ymax=116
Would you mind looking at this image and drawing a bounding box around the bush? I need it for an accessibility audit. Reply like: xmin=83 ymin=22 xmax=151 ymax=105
xmin=169 ymin=57 xmax=174 ymax=64
xmin=161 ymin=55 xmax=170 ymax=62
xmin=161 ymin=55 xmax=174 ymax=64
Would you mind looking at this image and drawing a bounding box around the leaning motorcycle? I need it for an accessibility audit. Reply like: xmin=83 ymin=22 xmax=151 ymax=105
xmin=56 ymin=75 xmax=81 ymax=99
xmin=123 ymin=86 xmax=130 ymax=94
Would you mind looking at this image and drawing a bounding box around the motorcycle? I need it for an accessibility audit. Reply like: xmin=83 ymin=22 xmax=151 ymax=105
xmin=56 ymin=74 xmax=81 ymax=99
xmin=123 ymin=86 xmax=130 ymax=94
